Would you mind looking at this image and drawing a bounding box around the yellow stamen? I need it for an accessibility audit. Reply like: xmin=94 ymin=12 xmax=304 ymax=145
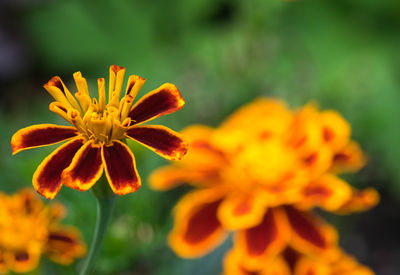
xmin=108 ymin=65 xmax=126 ymax=108
xmin=44 ymin=78 xmax=72 ymax=109
xmin=75 ymin=92 xmax=91 ymax=113
xmin=89 ymin=114 xmax=111 ymax=144
xmin=82 ymin=103 xmax=95 ymax=125
xmin=125 ymin=75 xmax=146 ymax=100
xmin=120 ymin=94 xmax=135 ymax=121
xmin=49 ymin=102 xmax=71 ymax=123
xmin=68 ymin=109 xmax=87 ymax=134
xmin=97 ymin=78 xmax=106 ymax=112
xmin=48 ymin=76 xmax=83 ymax=115
xmin=111 ymin=117 xmax=131 ymax=141
xmin=73 ymin=72 xmax=90 ymax=96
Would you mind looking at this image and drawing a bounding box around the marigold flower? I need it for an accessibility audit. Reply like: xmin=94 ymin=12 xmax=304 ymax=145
xmin=11 ymin=65 xmax=187 ymax=199
xmin=0 ymin=189 xmax=86 ymax=274
xmin=149 ymin=98 xmax=378 ymax=273
xmin=224 ymin=247 xmax=374 ymax=275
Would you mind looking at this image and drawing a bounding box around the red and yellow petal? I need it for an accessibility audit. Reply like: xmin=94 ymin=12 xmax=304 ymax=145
xmin=234 ymin=208 xmax=289 ymax=270
xmin=0 ymin=250 xmax=6 ymax=274
xmin=331 ymin=141 xmax=366 ymax=173
xmin=331 ymin=252 xmax=375 ymax=275
xmin=128 ymin=83 xmax=184 ymax=125
xmin=126 ymin=125 xmax=187 ymax=160
xmin=320 ymin=110 xmax=351 ymax=153
xmin=297 ymin=174 xmax=352 ymax=212
xmin=11 ymin=124 xmax=79 ymax=155
xmin=149 ymin=166 xmax=206 ymax=191
xmin=301 ymin=146 xmax=333 ymax=180
xmin=335 ymin=188 xmax=379 ymax=215
xmin=217 ymin=193 xmax=268 ymax=230
xmin=10 ymin=251 xmax=40 ymax=273
xmin=45 ymin=226 xmax=87 ymax=265
xmin=224 ymin=249 xmax=291 ymax=275
xmin=62 ymin=140 xmax=103 ymax=191
xmin=33 ymin=138 xmax=85 ymax=199
xmin=294 ymin=256 xmax=330 ymax=275
xmin=283 ymin=206 xmax=338 ymax=260
xmin=101 ymin=140 xmax=141 ymax=195
xmin=168 ymin=188 xmax=228 ymax=258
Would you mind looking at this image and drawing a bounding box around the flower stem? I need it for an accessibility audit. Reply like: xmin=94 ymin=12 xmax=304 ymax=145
xmin=79 ymin=176 xmax=116 ymax=275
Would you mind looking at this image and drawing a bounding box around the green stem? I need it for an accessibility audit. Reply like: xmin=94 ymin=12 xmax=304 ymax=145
xmin=79 ymin=176 xmax=116 ymax=275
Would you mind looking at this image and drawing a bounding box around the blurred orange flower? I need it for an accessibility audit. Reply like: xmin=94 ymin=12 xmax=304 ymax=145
xmin=11 ymin=65 xmax=187 ymax=199
xmin=150 ymin=98 xmax=378 ymax=272
xmin=0 ymin=189 xmax=86 ymax=274
xmin=224 ymin=246 xmax=374 ymax=275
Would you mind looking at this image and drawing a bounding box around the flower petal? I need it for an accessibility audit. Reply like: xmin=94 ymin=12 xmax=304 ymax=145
xmin=301 ymin=146 xmax=333 ymax=180
xmin=168 ymin=188 xmax=227 ymax=258
xmin=217 ymin=193 xmax=267 ymax=230
xmin=332 ymin=252 xmax=375 ymax=275
xmin=294 ymin=256 xmax=330 ymax=275
xmin=62 ymin=140 xmax=103 ymax=191
xmin=11 ymin=251 xmax=40 ymax=273
xmin=33 ymin=138 xmax=84 ymax=199
xmin=149 ymin=166 xmax=199 ymax=191
xmin=126 ymin=125 xmax=187 ymax=160
xmin=297 ymin=174 xmax=352 ymax=212
xmin=320 ymin=110 xmax=351 ymax=152
xmin=283 ymin=206 xmax=338 ymax=259
xmin=224 ymin=249 xmax=291 ymax=275
xmin=336 ymin=188 xmax=379 ymax=214
xmin=101 ymin=140 xmax=141 ymax=195
xmin=11 ymin=124 xmax=79 ymax=155
xmin=0 ymin=250 xmax=6 ymax=274
xmin=128 ymin=83 xmax=184 ymax=125
xmin=45 ymin=226 xmax=87 ymax=265
xmin=331 ymin=141 xmax=366 ymax=173
xmin=234 ymin=208 xmax=289 ymax=270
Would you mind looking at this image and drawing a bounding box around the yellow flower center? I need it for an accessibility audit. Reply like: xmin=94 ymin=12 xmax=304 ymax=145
xmin=46 ymin=65 xmax=146 ymax=145
xmin=221 ymin=138 xmax=305 ymax=196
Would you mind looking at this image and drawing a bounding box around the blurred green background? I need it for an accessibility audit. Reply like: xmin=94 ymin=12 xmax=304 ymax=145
xmin=1 ymin=0 xmax=400 ymax=274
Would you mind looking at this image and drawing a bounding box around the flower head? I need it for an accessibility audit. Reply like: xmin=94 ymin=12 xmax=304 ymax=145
xmin=0 ymin=189 xmax=86 ymax=273
xmin=224 ymin=246 xmax=374 ymax=275
xmin=11 ymin=65 xmax=187 ymax=199
xmin=149 ymin=98 xmax=378 ymax=272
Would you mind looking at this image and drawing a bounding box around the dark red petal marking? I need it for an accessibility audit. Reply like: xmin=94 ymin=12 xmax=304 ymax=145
xmin=128 ymin=84 xmax=184 ymax=124
xmin=244 ymin=209 xmax=279 ymax=256
xmin=62 ymin=142 xmax=103 ymax=191
xmin=283 ymin=247 xmax=300 ymax=272
xmin=303 ymin=186 xmax=332 ymax=197
xmin=234 ymin=199 xmax=252 ymax=216
xmin=33 ymin=138 xmax=84 ymax=199
xmin=48 ymin=76 xmax=65 ymax=94
xmin=183 ymin=200 xmax=222 ymax=244
xmin=11 ymin=124 xmax=79 ymax=154
xmin=102 ymin=141 xmax=141 ymax=195
xmin=126 ymin=125 xmax=187 ymax=160
xmin=49 ymin=233 xmax=76 ymax=244
xmin=284 ymin=206 xmax=326 ymax=249
xmin=14 ymin=252 xmax=29 ymax=262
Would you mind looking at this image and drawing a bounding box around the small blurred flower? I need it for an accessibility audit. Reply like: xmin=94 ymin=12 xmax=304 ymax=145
xmin=150 ymin=98 xmax=378 ymax=272
xmin=0 ymin=189 xmax=86 ymax=274
xmin=11 ymin=65 xmax=187 ymax=199
xmin=224 ymin=246 xmax=374 ymax=275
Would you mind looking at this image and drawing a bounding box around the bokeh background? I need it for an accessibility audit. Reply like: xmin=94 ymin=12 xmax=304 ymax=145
xmin=1 ymin=0 xmax=400 ymax=274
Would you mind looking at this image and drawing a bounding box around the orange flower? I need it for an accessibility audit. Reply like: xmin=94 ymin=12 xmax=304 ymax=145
xmin=224 ymin=246 xmax=374 ymax=275
xmin=149 ymin=98 xmax=378 ymax=271
xmin=0 ymin=189 xmax=86 ymax=274
xmin=11 ymin=65 xmax=187 ymax=199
